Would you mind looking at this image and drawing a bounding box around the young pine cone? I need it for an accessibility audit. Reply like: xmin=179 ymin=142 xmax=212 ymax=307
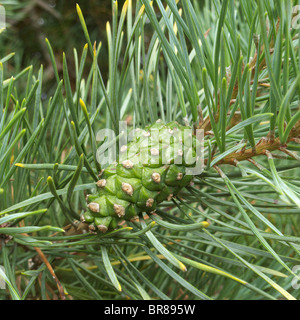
xmin=82 ymin=120 xmax=201 ymax=233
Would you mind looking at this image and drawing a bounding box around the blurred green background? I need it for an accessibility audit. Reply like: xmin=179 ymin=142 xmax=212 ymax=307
xmin=0 ymin=0 xmax=115 ymax=87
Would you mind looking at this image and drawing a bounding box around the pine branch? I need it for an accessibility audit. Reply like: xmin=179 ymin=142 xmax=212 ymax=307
xmin=215 ymin=120 xmax=300 ymax=165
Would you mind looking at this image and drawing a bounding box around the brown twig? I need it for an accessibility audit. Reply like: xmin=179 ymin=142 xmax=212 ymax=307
xmin=32 ymin=245 xmax=66 ymax=300
xmin=18 ymin=219 xmax=66 ymax=300
xmin=214 ymin=120 xmax=300 ymax=166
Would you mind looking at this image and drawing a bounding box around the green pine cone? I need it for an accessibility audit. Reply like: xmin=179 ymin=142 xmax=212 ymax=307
xmin=82 ymin=120 xmax=200 ymax=233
